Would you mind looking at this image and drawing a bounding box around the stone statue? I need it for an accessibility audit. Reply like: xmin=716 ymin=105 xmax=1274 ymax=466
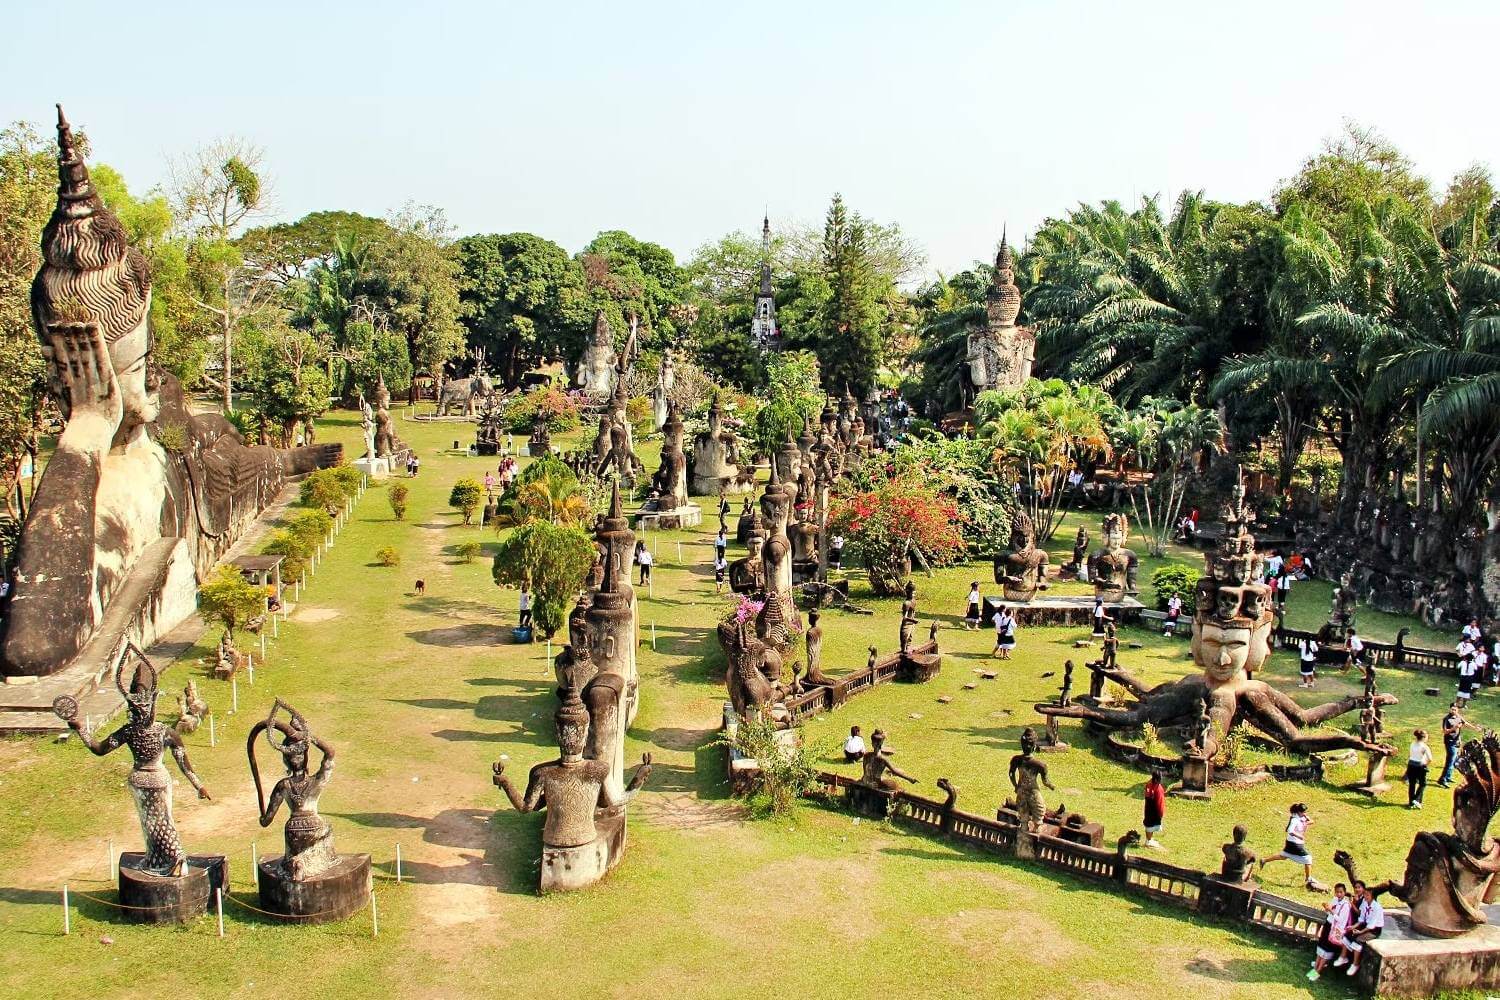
xmin=1220 ymin=825 xmax=1257 ymax=883
xmin=1101 ymin=620 xmax=1119 ymax=670
xmin=652 ymin=403 xmax=689 ymax=511
xmin=359 ymin=392 xmax=376 ymax=459
xmin=803 ymin=608 xmax=833 ymax=686
xmin=373 ymin=375 xmax=399 ymax=460
xmin=858 ymin=729 xmax=917 ymax=791
xmin=3 ymin=108 xmax=334 ymax=681
xmin=1334 ymin=734 xmax=1500 ymax=937
xmin=1327 ymin=571 xmax=1358 ymax=642
xmin=899 ymin=580 xmax=918 ymax=654
xmin=175 ymin=680 xmax=207 ymax=734
xmin=247 ymin=699 xmax=338 ymax=881
xmin=759 ymin=474 xmax=795 ymax=600
xmin=1089 ymin=512 xmax=1139 ymax=600
xmin=574 ymin=310 xmax=616 ymax=395
xmin=691 ymin=401 xmax=740 ymax=497
xmin=1009 ymin=727 xmax=1055 ymax=832
xmin=719 ymin=615 xmax=778 ymax=719
xmin=1038 ymin=478 xmax=1394 ymax=759
xmin=995 ymin=511 xmax=1050 ymax=602
xmin=527 ymin=410 xmax=552 ymax=457
xmin=774 ymin=427 xmax=802 ymax=485
xmin=1059 ymin=659 xmax=1074 ymax=707
xmin=51 ymin=646 xmax=211 ymax=875
xmin=1069 ymin=525 xmax=1089 ymax=575
xmin=965 ymin=232 xmax=1036 ymax=395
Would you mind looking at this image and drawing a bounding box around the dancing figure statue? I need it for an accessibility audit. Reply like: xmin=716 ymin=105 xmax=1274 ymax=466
xmin=52 ymin=645 xmax=211 ymax=875
xmin=1009 ymin=727 xmax=1055 ymax=832
xmin=248 ymin=699 xmax=338 ymax=881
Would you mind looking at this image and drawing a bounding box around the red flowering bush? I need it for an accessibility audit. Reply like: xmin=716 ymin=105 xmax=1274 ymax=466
xmin=502 ymin=386 xmax=581 ymax=434
xmin=828 ymin=471 xmax=966 ymax=596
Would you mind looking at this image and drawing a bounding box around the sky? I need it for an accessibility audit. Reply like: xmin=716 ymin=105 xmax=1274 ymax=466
xmin=6 ymin=0 xmax=1499 ymax=280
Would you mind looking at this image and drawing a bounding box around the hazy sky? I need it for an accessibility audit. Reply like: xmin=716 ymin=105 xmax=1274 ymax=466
xmin=6 ymin=1 xmax=1497 ymax=279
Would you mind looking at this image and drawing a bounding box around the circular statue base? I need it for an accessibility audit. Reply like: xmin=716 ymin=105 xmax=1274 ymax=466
xmin=118 ymin=852 xmax=226 ymax=924
xmin=256 ymin=854 xmax=372 ymax=923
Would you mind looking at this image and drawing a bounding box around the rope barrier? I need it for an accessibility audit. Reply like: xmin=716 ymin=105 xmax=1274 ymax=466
xmin=67 ymin=886 xmax=212 ymax=913
xmin=221 ymin=888 xmax=371 ymax=922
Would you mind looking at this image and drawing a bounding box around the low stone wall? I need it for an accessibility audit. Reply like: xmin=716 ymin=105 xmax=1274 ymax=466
xmin=1274 ymin=624 xmax=1459 ymax=675
xmin=780 ymin=639 xmax=940 ymax=724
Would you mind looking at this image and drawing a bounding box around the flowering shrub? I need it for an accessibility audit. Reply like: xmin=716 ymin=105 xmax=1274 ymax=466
xmin=828 ymin=471 xmax=966 ymax=596
xmin=502 ymin=386 xmax=581 ymax=434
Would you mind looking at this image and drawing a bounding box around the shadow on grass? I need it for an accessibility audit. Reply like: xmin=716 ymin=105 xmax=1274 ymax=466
xmin=330 ymin=806 xmax=536 ymax=895
xmin=406 ymin=623 xmax=510 ymax=647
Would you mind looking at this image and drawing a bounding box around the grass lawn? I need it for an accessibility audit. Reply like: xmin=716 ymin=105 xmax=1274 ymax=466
xmin=0 ymin=407 xmax=1486 ymax=1000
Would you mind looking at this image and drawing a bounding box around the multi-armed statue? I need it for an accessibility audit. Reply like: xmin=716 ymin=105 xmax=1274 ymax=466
xmin=2 ymin=107 xmax=334 ymax=684
xmin=575 ymin=310 xmax=617 ymax=396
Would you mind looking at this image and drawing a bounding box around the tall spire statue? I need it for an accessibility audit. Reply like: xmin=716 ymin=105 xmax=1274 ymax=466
xmin=751 ymin=213 xmax=778 ymax=350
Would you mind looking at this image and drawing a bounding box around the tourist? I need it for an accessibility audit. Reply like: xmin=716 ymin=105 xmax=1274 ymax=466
xmin=1298 ymin=636 xmax=1320 ymax=689
xmin=1463 ymin=618 xmax=1483 ymax=644
xmin=993 ymin=605 xmax=1017 ymax=659
xmin=636 ymin=541 xmax=654 ymax=586
xmin=1259 ymin=803 xmax=1316 ymax=889
xmin=1287 ymin=551 xmax=1308 ymax=579
xmin=1405 ymin=729 xmax=1432 ymax=808
xmin=713 ymin=552 xmax=727 ymax=594
xmin=1092 ymin=595 xmax=1108 ymax=637
xmin=1308 ymin=883 xmax=1352 ymax=981
xmin=1490 ymin=637 xmax=1500 ymax=686
xmin=1164 ymin=592 xmax=1183 ymax=636
xmin=518 ymin=585 xmax=533 ymax=629
xmin=1474 ymin=646 xmax=1492 ymax=689
xmin=1457 ymin=652 xmax=1480 ymax=705
xmin=1457 ymin=634 xmax=1478 ymax=661
xmin=1346 ymin=629 xmax=1365 ymax=672
xmin=484 ymin=471 xmax=495 ymax=494
xmin=714 ymin=527 xmax=728 ymax=561
xmin=506 ymin=433 xmax=515 ymax=456
xmin=1439 ymin=703 xmax=1469 ymax=787
xmin=1337 ymin=883 xmax=1384 ymax=977
xmin=829 ymin=533 xmax=845 ymax=569
xmin=964 ymin=582 xmax=982 ymax=631
xmin=1264 ymin=549 xmax=1284 ymax=582
xmin=843 ymin=725 xmax=866 ymax=763
xmin=411 ymin=455 xmax=421 ymax=477
xmin=1142 ymin=769 xmax=1166 ymax=848
xmin=1275 ymin=570 xmax=1294 ymax=611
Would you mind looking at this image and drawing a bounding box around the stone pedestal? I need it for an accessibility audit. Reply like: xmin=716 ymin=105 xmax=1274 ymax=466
xmin=1356 ymin=751 xmax=1393 ymax=796
xmin=541 ymin=811 xmax=626 ymax=893
xmin=353 ymin=456 xmax=390 ymax=480
xmin=256 ymin=854 xmax=372 ymax=923
xmin=1198 ymin=876 xmax=1257 ymax=920
xmin=845 ymin=782 xmax=895 ymax=819
xmin=117 ymin=853 xmax=227 ymax=924
xmin=896 ymin=651 xmax=941 ymax=683
xmin=636 ymin=504 xmax=701 ymax=530
xmin=1362 ymin=907 xmax=1500 ymax=997
xmin=1040 ymin=714 xmax=1070 ymax=752
xmin=1171 ymin=755 xmax=1212 ymax=800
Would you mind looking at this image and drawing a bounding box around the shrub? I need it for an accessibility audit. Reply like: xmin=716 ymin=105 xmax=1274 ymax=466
xmin=827 ymin=471 xmax=966 ymax=596
xmin=491 ymin=521 xmax=597 ymax=638
xmin=333 ymin=465 xmax=363 ymax=495
xmin=289 ymin=509 xmax=332 ymax=550
xmin=375 ymin=546 xmax=400 ymax=567
xmin=501 ymin=386 xmax=581 ymax=434
xmin=449 ymin=478 xmax=484 ymax=525
xmin=388 ymin=483 xmax=409 ymax=520
xmin=1150 ymin=564 xmax=1197 ymax=612
xmin=455 ymin=540 xmax=482 ymax=564
xmin=300 ymin=467 xmax=358 ymax=512
xmin=626 ymin=395 xmax=652 ymax=427
xmin=197 ymin=564 xmax=265 ymax=639
xmin=1140 ymin=722 xmax=1168 ymax=758
xmin=715 ymin=715 xmax=820 ymax=818
xmin=261 ymin=530 xmax=310 ymax=583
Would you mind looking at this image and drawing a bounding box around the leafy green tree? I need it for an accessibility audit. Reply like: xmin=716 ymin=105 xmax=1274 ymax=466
xmin=449 ymin=477 xmax=484 ymax=525
xmin=748 ymin=351 xmax=824 ymax=456
xmin=491 ymin=521 xmax=597 ymax=638
xmin=239 ymin=324 xmax=331 ymax=445
xmin=1113 ymin=398 xmax=1223 ymax=555
xmin=578 ymin=229 xmax=690 ymax=351
xmin=197 ymin=564 xmax=265 ymax=640
xmin=454 ymin=232 xmax=589 ymax=385
xmin=795 ymin=194 xmax=884 ymax=394
xmin=388 ymin=483 xmax=409 ymax=520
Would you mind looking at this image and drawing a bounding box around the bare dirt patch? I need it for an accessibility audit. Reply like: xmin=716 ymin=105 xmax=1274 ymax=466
xmin=634 ymin=792 xmax=745 ymax=832
xmin=293 ymin=606 xmax=341 ymax=623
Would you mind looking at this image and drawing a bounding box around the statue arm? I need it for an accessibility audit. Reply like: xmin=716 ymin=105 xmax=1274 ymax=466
xmin=312 ymin=735 xmax=336 ymax=782
xmin=603 ymin=754 xmax=655 ymax=809
xmin=491 ymin=759 xmax=540 ymax=812
xmin=165 ymin=728 xmax=212 ymax=799
xmin=883 ymin=754 xmax=919 ymax=785
xmin=76 ymin=722 xmax=127 ymax=756
xmin=1037 ymin=760 xmax=1056 ymax=791
xmin=259 ymin=780 xmax=288 ymax=827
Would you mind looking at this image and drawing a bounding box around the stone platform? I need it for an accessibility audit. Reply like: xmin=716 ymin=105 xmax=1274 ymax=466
xmin=635 ymin=503 xmax=701 ymax=530
xmin=118 ymin=852 xmax=227 ymax=924
xmin=983 ymin=595 xmax=1144 ymax=628
xmin=540 ymin=811 xmax=626 ymax=893
xmin=1360 ymin=905 xmax=1500 ymax=997
xmin=257 ymin=853 xmax=372 ymax=922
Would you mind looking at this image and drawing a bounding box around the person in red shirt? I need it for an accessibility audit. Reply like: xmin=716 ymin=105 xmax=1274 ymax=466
xmin=1143 ymin=769 xmax=1166 ymax=848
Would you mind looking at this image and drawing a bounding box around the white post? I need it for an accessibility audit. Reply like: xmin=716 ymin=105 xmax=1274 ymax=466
xmin=546 ymin=639 xmax=553 ymax=667
xmin=272 ymin=616 xmax=279 ymax=639
xmin=648 ymin=576 xmax=654 ymax=599
xmin=370 ymin=890 xmax=379 ymax=937
xmin=396 ymin=844 xmax=402 ymax=883
xmin=62 ymin=885 xmax=69 ymax=935
xmin=106 ymin=838 xmax=114 ymax=880
xmin=247 ymin=657 xmax=254 ymax=685
xmin=216 ymin=887 xmax=224 ymax=938
xmin=677 ymin=541 xmax=682 ymax=564
xmin=209 ymin=713 xmax=216 ymax=747
xmin=251 ymin=842 xmax=258 ymax=890
xmin=231 ymin=677 xmax=238 ymax=714
xmin=651 ymin=620 xmax=657 ymax=650
xmin=259 ymin=632 xmax=266 ymax=658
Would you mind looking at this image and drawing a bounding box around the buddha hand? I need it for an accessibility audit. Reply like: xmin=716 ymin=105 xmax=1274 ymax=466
xmin=50 ymin=322 xmax=123 ymax=454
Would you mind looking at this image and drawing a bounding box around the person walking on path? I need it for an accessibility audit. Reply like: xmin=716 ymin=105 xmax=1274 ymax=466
xmin=964 ymin=582 xmax=982 ymax=631
xmin=993 ymin=606 xmax=1017 ymax=659
xmin=713 ymin=552 xmax=727 ymax=594
xmin=517 ymin=585 xmax=533 ymax=629
xmin=1163 ymin=593 xmax=1183 ymax=636
xmin=1308 ymin=883 xmax=1352 ymax=981
xmin=1298 ymin=636 xmax=1320 ymax=689
xmin=636 ymin=541 xmax=654 ymax=586
xmin=1405 ymin=729 xmax=1432 ymax=808
xmin=1142 ymin=770 xmax=1166 ymax=849
xmin=1259 ymin=803 xmax=1319 ymax=890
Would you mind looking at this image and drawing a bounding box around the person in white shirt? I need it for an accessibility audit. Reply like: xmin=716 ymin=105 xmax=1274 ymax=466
xmin=1264 ymin=551 xmax=1284 ymax=581
xmin=828 ymin=534 xmax=845 ymax=569
xmin=993 ymin=607 xmax=1017 ymax=659
xmin=1260 ymin=803 xmax=1316 ymax=888
xmin=636 ymin=543 xmax=654 ymax=585
xmin=1309 ymin=883 xmax=1353 ymax=981
xmin=1164 ymin=593 xmax=1184 ymax=636
xmin=1405 ymin=729 xmax=1433 ymax=808
xmin=713 ymin=553 xmax=727 ymax=594
xmin=517 ymin=586 xmax=532 ymax=629
xmin=1463 ymin=620 xmax=1483 ymax=644
xmin=964 ymin=582 xmax=982 ymax=630
xmin=1299 ymin=638 xmax=1320 ymax=688
xmin=1337 ymin=884 xmax=1385 ymax=976
xmin=1458 ymin=638 xmax=1478 ymax=660
xmin=1346 ymin=630 xmax=1365 ymax=671
xmin=843 ymin=725 xmax=866 ymax=763
xmin=1457 ymin=654 xmax=1480 ymax=704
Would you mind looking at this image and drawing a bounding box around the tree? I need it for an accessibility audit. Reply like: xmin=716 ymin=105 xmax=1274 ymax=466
xmin=388 ymin=483 xmax=409 ymax=520
xmin=748 ymin=351 xmax=823 ymax=457
xmin=799 ymin=194 xmax=885 ymax=394
xmin=197 ymin=564 xmax=265 ymax=640
xmin=171 ymin=139 xmax=271 ymax=411
xmin=827 ymin=470 xmax=967 ymax=596
xmin=449 ymin=478 xmax=484 ymax=525
xmin=239 ymin=324 xmax=331 ymax=445
xmin=1113 ymin=398 xmax=1224 ymax=556
xmin=491 ymin=521 xmax=597 ymax=638
xmin=976 ymin=379 xmax=1116 ymax=542
xmin=454 ymin=232 xmax=589 ymax=385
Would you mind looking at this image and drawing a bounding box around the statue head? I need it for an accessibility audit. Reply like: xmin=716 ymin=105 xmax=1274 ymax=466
xmin=1192 ymin=618 xmax=1272 ymax=686
xmin=1009 ymin=511 xmax=1035 ymax=551
xmin=870 ymin=728 xmax=887 ymax=752
xmin=36 ymin=108 xmax=156 ymax=433
xmin=117 ymin=647 xmax=159 ymax=726
xmin=1231 ymin=824 xmax=1247 ymax=846
xmin=1101 ymin=513 xmax=1128 ymax=552
xmin=1019 ymin=726 xmax=1038 ymax=755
